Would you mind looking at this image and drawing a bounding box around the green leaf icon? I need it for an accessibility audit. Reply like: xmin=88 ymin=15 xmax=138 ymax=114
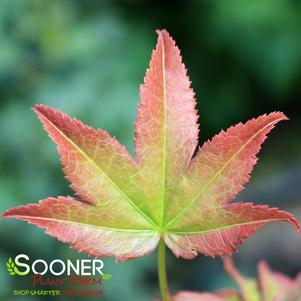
xmin=99 ymin=271 xmax=112 ymax=280
xmin=6 ymin=258 xmax=16 ymax=276
xmin=102 ymin=273 xmax=112 ymax=280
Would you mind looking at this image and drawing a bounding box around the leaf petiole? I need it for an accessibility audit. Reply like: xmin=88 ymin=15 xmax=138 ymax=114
xmin=158 ymin=239 xmax=172 ymax=301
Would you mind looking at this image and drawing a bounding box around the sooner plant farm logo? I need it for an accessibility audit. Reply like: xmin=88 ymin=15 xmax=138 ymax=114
xmin=6 ymin=254 xmax=111 ymax=297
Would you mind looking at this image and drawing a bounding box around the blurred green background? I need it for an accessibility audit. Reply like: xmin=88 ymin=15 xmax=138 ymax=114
xmin=1 ymin=0 xmax=301 ymax=300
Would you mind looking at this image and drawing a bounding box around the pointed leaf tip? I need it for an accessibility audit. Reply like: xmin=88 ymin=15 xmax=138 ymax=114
xmin=155 ymin=28 xmax=169 ymax=36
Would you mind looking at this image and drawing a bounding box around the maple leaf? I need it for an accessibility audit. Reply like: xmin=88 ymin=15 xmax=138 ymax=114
xmin=2 ymin=30 xmax=299 ymax=262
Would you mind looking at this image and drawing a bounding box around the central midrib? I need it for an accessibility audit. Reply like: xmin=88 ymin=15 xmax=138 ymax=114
xmin=11 ymin=214 xmax=156 ymax=233
xmin=166 ymin=217 xmax=287 ymax=235
xmin=160 ymin=34 xmax=168 ymax=227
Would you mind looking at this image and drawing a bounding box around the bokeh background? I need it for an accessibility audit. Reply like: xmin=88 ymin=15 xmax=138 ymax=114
xmin=1 ymin=0 xmax=301 ymax=300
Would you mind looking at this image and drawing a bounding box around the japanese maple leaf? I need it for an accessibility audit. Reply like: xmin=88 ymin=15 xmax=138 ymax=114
xmin=3 ymin=29 xmax=299 ymax=262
